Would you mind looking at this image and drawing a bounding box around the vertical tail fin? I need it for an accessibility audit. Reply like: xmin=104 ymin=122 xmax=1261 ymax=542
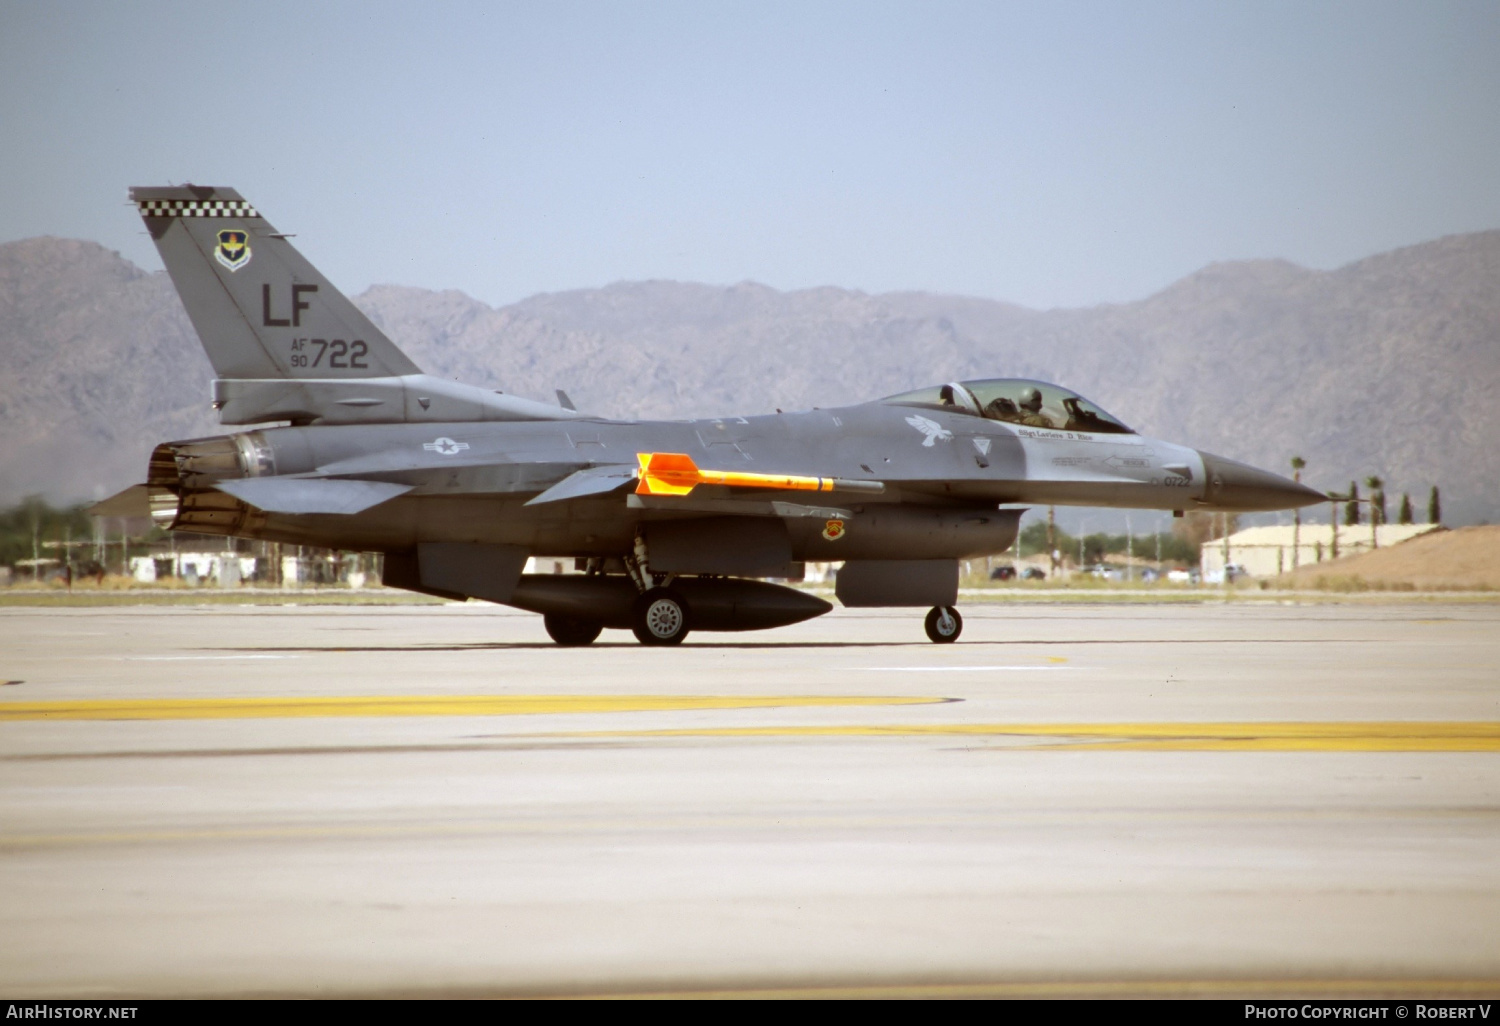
xmin=131 ymin=186 xmax=419 ymax=381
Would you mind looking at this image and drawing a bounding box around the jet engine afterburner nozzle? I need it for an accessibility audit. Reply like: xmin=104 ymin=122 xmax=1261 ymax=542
xmin=144 ymin=435 xmax=270 ymax=535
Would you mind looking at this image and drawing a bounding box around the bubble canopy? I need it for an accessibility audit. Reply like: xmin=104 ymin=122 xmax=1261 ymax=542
xmin=882 ymin=379 xmax=1134 ymax=435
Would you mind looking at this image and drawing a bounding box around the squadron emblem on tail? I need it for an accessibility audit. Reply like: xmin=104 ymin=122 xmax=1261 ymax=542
xmin=214 ymin=229 xmax=250 ymax=271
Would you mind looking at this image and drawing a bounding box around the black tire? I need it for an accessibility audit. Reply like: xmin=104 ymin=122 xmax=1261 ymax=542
xmin=924 ymin=605 xmax=963 ymax=643
xmin=631 ymin=588 xmax=690 ymax=646
xmin=544 ymin=613 xmax=603 ymax=647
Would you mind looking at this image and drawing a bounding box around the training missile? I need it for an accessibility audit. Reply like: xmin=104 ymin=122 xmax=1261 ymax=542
xmin=635 ymin=452 xmax=885 ymax=497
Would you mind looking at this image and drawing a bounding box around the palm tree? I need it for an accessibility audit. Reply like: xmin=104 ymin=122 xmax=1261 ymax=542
xmin=1326 ymin=488 xmax=1348 ymax=559
xmin=1290 ymin=456 xmax=1306 ymax=570
xmin=1365 ymin=475 xmax=1384 ymax=549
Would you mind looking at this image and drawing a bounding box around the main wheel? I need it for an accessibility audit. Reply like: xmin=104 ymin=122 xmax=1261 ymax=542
xmin=632 ymin=588 xmax=690 ymax=646
xmin=924 ymin=605 xmax=963 ymax=643
xmin=544 ymin=613 xmax=603 ymax=647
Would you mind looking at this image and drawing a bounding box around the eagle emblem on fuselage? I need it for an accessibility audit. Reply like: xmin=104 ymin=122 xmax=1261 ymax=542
xmin=904 ymin=414 xmax=953 ymax=447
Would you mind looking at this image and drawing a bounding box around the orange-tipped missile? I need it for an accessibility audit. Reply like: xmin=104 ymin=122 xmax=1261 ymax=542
xmin=635 ymin=452 xmax=884 ymax=497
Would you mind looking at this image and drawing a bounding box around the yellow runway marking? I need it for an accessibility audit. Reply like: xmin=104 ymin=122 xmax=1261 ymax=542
xmin=556 ymin=721 xmax=1500 ymax=752
xmin=6 ymin=804 xmax=1496 ymax=851
xmin=574 ymin=978 xmax=1500 ymax=1000
xmin=0 ymin=694 xmax=944 ymax=722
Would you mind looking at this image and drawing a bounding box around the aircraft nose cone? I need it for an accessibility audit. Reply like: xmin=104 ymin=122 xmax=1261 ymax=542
xmin=1197 ymin=451 xmax=1327 ymax=511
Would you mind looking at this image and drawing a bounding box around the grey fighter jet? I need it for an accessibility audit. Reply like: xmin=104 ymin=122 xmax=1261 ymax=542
xmin=106 ymin=186 xmax=1323 ymax=645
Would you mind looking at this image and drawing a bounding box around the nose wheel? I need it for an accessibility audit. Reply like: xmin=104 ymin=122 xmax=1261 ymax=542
xmin=924 ymin=605 xmax=962 ymax=643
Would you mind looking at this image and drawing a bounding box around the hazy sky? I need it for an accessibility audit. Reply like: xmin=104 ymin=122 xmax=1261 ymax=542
xmin=3 ymin=0 xmax=1498 ymax=310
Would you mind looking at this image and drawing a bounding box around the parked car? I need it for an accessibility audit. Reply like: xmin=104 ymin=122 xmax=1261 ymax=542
xmin=1021 ymin=567 xmax=1046 ymax=581
xmin=990 ymin=564 xmax=1017 ymax=581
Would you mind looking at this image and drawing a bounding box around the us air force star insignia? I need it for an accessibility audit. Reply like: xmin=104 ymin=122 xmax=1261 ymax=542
xmin=904 ymin=414 xmax=953 ymax=447
xmin=822 ymin=518 xmax=846 ymax=542
xmin=422 ymin=437 xmax=469 ymax=456
xmin=214 ymin=229 xmax=250 ymax=272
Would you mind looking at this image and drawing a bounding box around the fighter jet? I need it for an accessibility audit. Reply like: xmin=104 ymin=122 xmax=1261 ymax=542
xmin=104 ymin=186 xmax=1323 ymax=645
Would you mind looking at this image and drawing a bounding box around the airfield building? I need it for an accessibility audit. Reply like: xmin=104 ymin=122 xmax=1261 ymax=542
xmin=1200 ymin=523 xmax=1441 ymax=579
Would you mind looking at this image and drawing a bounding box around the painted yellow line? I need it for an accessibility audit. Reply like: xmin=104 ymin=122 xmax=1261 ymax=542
xmin=7 ymin=803 xmax=1494 ymax=851
xmin=568 ymin=978 xmax=1500 ymax=1000
xmin=0 ymin=694 xmax=945 ymax=722
xmin=551 ymin=721 xmax=1500 ymax=752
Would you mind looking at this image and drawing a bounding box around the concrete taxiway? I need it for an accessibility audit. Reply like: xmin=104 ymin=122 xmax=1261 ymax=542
xmin=1 ymin=602 xmax=1497 ymax=997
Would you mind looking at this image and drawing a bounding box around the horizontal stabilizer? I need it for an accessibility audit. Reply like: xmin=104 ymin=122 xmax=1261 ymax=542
xmin=635 ymin=452 xmax=885 ymax=497
xmin=215 ymin=477 xmax=413 ymax=515
xmin=88 ymin=484 xmax=151 ymax=518
xmin=525 ymin=464 xmax=638 ymax=506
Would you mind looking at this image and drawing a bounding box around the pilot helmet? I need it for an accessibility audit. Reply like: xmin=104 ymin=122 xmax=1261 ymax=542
xmin=1019 ymin=386 xmax=1043 ymax=411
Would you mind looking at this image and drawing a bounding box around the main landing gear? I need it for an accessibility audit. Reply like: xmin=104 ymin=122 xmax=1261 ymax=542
xmin=624 ymin=530 xmax=691 ymax=646
xmin=540 ymin=533 xmax=696 ymax=647
xmin=924 ymin=605 xmax=963 ymax=643
xmin=543 ymin=613 xmax=603 ymax=647
xmin=537 ymin=588 xmax=690 ymax=646
xmin=632 ymin=587 xmax=690 ymax=646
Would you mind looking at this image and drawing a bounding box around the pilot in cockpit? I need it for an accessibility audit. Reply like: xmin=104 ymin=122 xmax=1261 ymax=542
xmin=985 ymin=387 xmax=1053 ymax=428
xmin=1016 ymin=387 xmax=1054 ymax=427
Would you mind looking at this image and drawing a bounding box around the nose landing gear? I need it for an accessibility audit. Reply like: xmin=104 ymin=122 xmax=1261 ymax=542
xmin=924 ymin=605 xmax=962 ymax=643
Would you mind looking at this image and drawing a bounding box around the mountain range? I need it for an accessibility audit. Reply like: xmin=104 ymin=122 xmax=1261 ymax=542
xmin=1 ymin=230 xmax=1496 ymax=524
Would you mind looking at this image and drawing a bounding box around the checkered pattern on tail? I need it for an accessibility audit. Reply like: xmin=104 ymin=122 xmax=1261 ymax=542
xmin=137 ymin=199 xmax=260 ymax=218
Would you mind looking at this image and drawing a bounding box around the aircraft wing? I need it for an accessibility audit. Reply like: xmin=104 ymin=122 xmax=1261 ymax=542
xmin=524 ymin=464 xmax=638 ymax=506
